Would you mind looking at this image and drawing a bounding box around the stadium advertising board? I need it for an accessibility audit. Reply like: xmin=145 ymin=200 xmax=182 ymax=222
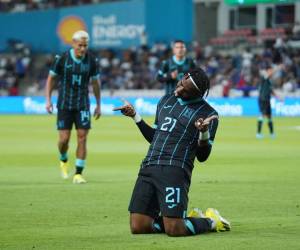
xmin=58 ymin=0 xmax=145 ymax=50
xmin=0 ymin=0 xmax=193 ymax=52
xmin=0 ymin=96 xmax=299 ymax=117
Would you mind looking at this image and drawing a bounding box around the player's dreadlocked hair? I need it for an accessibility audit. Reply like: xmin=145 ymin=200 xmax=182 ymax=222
xmin=188 ymin=68 xmax=210 ymax=98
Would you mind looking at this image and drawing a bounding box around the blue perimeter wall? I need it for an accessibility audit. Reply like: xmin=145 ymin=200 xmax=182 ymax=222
xmin=1 ymin=96 xmax=300 ymax=117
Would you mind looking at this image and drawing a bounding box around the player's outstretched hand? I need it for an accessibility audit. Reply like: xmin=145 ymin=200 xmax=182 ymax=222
xmin=113 ymin=99 xmax=136 ymax=117
xmin=94 ymin=105 xmax=101 ymax=120
xmin=46 ymin=101 xmax=53 ymax=114
xmin=195 ymin=115 xmax=218 ymax=132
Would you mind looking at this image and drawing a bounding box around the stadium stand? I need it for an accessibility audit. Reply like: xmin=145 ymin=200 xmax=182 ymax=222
xmin=0 ymin=1 xmax=300 ymax=97
xmin=0 ymin=40 xmax=31 ymax=96
xmin=1 ymin=40 xmax=300 ymax=97
xmin=259 ymin=28 xmax=287 ymax=41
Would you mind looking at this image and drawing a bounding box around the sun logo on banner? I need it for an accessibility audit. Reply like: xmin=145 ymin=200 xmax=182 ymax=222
xmin=57 ymin=16 xmax=87 ymax=45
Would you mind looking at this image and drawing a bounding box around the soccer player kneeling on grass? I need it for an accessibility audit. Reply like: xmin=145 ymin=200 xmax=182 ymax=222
xmin=113 ymin=68 xmax=231 ymax=236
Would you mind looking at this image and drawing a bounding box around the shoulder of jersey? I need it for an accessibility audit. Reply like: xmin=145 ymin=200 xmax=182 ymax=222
xmin=58 ymin=51 xmax=69 ymax=59
xmin=162 ymin=93 xmax=173 ymax=99
xmin=88 ymin=51 xmax=99 ymax=61
xmin=54 ymin=53 xmax=67 ymax=62
xmin=161 ymin=59 xmax=168 ymax=64
xmin=205 ymin=100 xmax=218 ymax=115
xmin=160 ymin=94 xmax=175 ymax=105
xmin=187 ymin=57 xmax=196 ymax=64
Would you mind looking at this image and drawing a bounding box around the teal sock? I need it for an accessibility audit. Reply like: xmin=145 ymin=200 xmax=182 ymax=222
xmin=60 ymin=153 xmax=68 ymax=162
xmin=75 ymin=159 xmax=85 ymax=175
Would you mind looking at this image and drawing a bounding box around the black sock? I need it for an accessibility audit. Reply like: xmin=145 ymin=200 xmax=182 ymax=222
xmin=152 ymin=216 xmax=165 ymax=233
xmin=257 ymin=120 xmax=263 ymax=134
xmin=268 ymin=120 xmax=274 ymax=134
xmin=75 ymin=167 xmax=83 ymax=175
xmin=184 ymin=217 xmax=212 ymax=235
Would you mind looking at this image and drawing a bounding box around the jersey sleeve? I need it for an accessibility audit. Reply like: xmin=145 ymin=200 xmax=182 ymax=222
xmin=156 ymin=60 xmax=172 ymax=82
xmin=195 ymin=111 xmax=219 ymax=162
xmin=208 ymin=112 xmax=219 ymax=145
xmin=153 ymin=102 xmax=160 ymax=129
xmin=190 ymin=59 xmax=197 ymax=69
xmin=90 ymin=56 xmax=100 ymax=80
xmin=135 ymin=96 xmax=166 ymax=143
xmin=136 ymin=120 xmax=156 ymax=143
xmin=153 ymin=95 xmax=169 ymax=129
xmin=49 ymin=55 xmax=63 ymax=76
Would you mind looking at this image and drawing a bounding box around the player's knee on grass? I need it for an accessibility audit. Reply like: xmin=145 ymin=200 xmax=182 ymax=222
xmin=163 ymin=217 xmax=187 ymax=237
xmin=130 ymin=213 xmax=153 ymax=234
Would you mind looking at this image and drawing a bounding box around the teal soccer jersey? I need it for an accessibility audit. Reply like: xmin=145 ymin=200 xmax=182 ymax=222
xmin=141 ymin=94 xmax=218 ymax=178
xmin=50 ymin=49 xmax=100 ymax=110
xmin=258 ymin=77 xmax=272 ymax=101
xmin=157 ymin=56 xmax=196 ymax=94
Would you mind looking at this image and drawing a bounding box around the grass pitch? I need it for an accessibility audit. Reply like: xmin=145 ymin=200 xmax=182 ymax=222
xmin=0 ymin=115 xmax=300 ymax=250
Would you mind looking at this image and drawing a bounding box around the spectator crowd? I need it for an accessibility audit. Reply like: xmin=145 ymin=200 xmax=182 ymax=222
xmin=1 ymin=0 xmax=300 ymax=97
xmin=1 ymin=40 xmax=300 ymax=97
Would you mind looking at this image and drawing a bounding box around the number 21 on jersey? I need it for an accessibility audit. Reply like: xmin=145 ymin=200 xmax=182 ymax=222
xmin=160 ymin=117 xmax=177 ymax=132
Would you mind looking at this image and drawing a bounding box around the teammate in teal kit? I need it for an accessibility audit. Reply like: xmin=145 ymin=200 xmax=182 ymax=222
xmin=157 ymin=40 xmax=196 ymax=94
xmin=45 ymin=30 xmax=101 ymax=183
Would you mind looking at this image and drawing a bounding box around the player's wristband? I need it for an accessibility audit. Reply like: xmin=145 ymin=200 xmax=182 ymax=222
xmin=132 ymin=113 xmax=142 ymax=123
xmin=199 ymin=130 xmax=210 ymax=141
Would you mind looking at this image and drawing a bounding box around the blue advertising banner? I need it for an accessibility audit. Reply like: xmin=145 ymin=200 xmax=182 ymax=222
xmin=57 ymin=0 xmax=145 ymax=50
xmin=0 ymin=96 xmax=300 ymax=117
xmin=0 ymin=9 xmax=59 ymax=52
xmin=0 ymin=0 xmax=193 ymax=52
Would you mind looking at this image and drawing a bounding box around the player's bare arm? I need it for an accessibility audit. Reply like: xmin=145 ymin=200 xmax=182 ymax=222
xmin=45 ymin=74 xmax=56 ymax=114
xmin=92 ymin=78 xmax=101 ymax=120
